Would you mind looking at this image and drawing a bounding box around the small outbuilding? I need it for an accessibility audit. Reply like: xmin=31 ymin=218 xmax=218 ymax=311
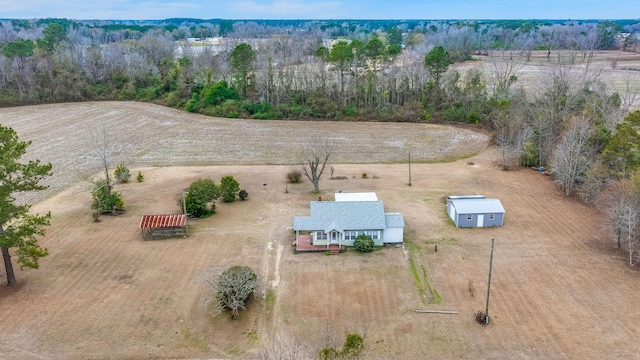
xmin=447 ymin=196 xmax=505 ymax=228
xmin=139 ymin=214 xmax=188 ymax=240
xmin=334 ymin=192 xmax=378 ymax=202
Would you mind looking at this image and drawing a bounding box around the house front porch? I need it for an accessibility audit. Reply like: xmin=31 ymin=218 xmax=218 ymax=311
xmin=293 ymin=234 xmax=345 ymax=254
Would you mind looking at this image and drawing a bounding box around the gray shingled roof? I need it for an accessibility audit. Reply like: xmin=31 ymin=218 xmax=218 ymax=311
xmin=385 ymin=213 xmax=405 ymax=228
xmin=294 ymin=201 xmax=387 ymax=231
xmin=451 ymin=198 xmax=505 ymax=214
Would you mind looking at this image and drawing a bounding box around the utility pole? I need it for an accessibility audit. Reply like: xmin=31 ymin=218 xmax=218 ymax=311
xmin=183 ymin=192 xmax=189 ymax=236
xmin=408 ymin=147 xmax=412 ymax=186
xmin=485 ymin=237 xmax=495 ymax=324
xmin=183 ymin=192 xmax=188 ymax=215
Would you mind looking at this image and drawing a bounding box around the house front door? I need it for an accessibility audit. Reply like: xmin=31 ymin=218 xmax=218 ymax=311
xmin=330 ymin=231 xmax=338 ymax=244
xmin=477 ymin=214 xmax=484 ymax=227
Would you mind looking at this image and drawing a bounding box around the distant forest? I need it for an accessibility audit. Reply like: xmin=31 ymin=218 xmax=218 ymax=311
xmin=0 ymin=17 xmax=638 ymax=119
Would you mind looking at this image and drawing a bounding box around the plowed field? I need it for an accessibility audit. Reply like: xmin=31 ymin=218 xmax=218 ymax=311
xmin=0 ymin=101 xmax=488 ymax=204
xmin=1 ymin=102 xmax=639 ymax=359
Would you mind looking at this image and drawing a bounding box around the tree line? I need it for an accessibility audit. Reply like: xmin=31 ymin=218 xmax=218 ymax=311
xmin=0 ymin=18 xmax=636 ymax=114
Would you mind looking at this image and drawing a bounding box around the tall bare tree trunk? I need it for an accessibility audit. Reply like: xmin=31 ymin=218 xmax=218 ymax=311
xmin=300 ymin=136 xmax=333 ymax=194
xmin=1 ymin=225 xmax=16 ymax=286
xmin=2 ymin=247 xmax=16 ymax=286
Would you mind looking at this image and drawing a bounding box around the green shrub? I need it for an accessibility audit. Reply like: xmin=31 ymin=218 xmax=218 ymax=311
xmin=222 ymin=99 xmax=242 ymax=114
xmin=520 ymin=140 xmax=538 ymax=167
xmin=287 ymin=169 xmax=302 ymax=183
xmin=165 ymin=91 xmax=185 ymax=108
xmin=114 ymin=164 xmax=131 ymax=183
xmin=136 ymin=171 xmax=144 ymax=182
xmin=277 ymin=101 xmax=312 ymax=118
xmin=466 ymin=111 xmax=481 ymax=124
xmin=442 ymin=106 xmax=466 ymax=123
xmin=185 ymin=192 xmax=211 ymax=218
xmin=354 ymin=234 xmax=374 ymax=252
xmin=184 ymin=93 xmax=200 ymax=113
xmin=91 ymin=180 xmax=124 ymax=213
xmin=319 ymin=347 xmax=340 ymax=360
xmin=220 ymin=175 xmax=240 ymax=202
xmin=319 ymin=333 xmax=364 ymax=359
xmin=344 ymin=104 xmax=358 ymax=116
xmin=185 ymin=178 xmax=220 ymax=217
xmin=135 ymin=87 xmax=159 ymax=102
xmin=203 ymin=80 xmax=238 ymax=106
xmin=239 ymin=189 xmax=248 ymax=200
xmin=251 ymin=101 xmax=280 ymax=119
xmin=342 ymin=333 xmax=364 ymax=358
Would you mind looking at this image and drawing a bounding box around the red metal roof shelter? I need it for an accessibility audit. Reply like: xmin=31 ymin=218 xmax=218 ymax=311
xmin=139 ymin=214 xmax=188 ymax=240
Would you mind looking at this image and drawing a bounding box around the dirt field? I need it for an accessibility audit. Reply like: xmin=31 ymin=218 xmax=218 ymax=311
xmin=0 ymin=102 xmax=488 ymax=205
xmin=1 ymin=102 xmax=640 ymax=359
xmin=456 ymin=50 xmax=640 ymax=111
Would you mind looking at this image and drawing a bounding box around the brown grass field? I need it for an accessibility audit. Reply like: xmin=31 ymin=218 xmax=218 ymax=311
xmin=458 ymin=50 xmax=640 ymax=111
xmin=1 ymin=99 xmax=640 ymax=359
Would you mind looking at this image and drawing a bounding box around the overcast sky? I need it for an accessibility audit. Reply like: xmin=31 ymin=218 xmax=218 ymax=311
xmin=2 ymin=0 xmax=639 ymax=20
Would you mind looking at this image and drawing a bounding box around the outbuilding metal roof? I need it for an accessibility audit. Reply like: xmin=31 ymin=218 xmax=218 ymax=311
xmin=334 ymin=192 xmax=379 ymax=202
xmin=139 ymin=214 xmax=187 ymax=229
xmin=447 ymin=195 xmax=485 ymax=200
xmin=450 ymin=199 xmax=505 ymax=214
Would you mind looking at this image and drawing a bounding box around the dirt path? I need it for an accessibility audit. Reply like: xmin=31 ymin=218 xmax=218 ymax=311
xmin=259 ymin=192 xmax=292 ymax=336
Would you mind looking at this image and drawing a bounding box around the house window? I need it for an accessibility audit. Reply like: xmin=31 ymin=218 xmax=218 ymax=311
xmin=317 ymin=231 xmax=327 ymax=240
xmin=489 ymin=214 xmax=495 ymax=220
xmin=467 ymin=214 xmax=473 ymax=221
xmin=365 ymin=231 xmax=379 ymax=240
xmin=345 ymin=231 xmax=357 ymax=240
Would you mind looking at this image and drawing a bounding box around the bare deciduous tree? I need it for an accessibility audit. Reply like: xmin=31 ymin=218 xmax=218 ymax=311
xmin=528 ymin=61 xmax=594 ymax=166
xmin=599 ymin=180 xmax=640 ymax=264
xmin=620 ymin=74 xmax=640 ymax=115
xmin=550 ymin=117 xmax=596 ymax=196
xmin=300 ymin=136 xmax=333 ymax=193
xmin=492 ymin=90 xmax=531 ymax=169
xmin=486 ymin=50 xmax=524 ymax=97
xmin=579 ymin=158 xmax=612 ymax=203
xmin=259 ymin=331 xmax=310 ymax=360
xmin=88 ymin=122 xmax=120 ymax=196
xmin=201 ymin=265 xmax=258 ymax=319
